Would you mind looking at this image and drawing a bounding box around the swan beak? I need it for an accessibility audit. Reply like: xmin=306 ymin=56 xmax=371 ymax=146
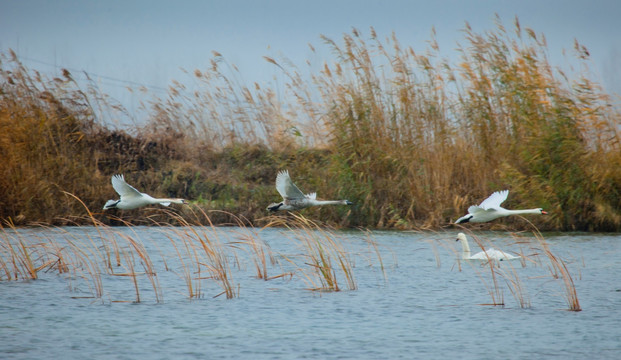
xmin=541 ymin=210 xmax=548 ymax=215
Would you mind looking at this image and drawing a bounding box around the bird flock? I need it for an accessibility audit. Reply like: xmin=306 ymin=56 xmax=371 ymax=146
xmin=103 ymin=171 xmax=547 ymax=262
xmin=103 ymin=171 xmax=547 ymax=224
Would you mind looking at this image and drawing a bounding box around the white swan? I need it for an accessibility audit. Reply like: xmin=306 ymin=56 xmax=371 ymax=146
xmin=266 ymin=170 xmax=353 ymax=212
xmin=455 ymin=190 xmax=547 ymax=224
xmin=103 ymin=174 xmax=186 ymax=210
xmin=456 ymin=233 xmax=520 ymax=261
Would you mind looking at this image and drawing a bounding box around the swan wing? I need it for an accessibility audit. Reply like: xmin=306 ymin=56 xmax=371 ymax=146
xmin=468 ymin=251 xmax=490 ymax=260
xmin=472 ymin=248 xmax=519 ymax=260
xmin=467 ymin=205 xmax=485 ymax=214
xmin=488 ymin=249 xmax=520 ymax=260
xmin=275 ymin=170 xmax=306 ymax=200
xmin=111 ymin=175 xmax=143 ymax=199
xmin=479 ymin=190 xmax=509 ymax=210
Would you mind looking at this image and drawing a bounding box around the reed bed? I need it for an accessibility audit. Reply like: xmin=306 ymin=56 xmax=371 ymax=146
xmin=0 ymin=18 xmax=619 ymax=231
xmin=0 ymin=191 xmax=389 ymax=303
xmin=1 ymin=200 xmax=581 ymax=312
xmin=264 ymin=213 xmax=364 ymax=292
xmin=151 ymin=207 xmax=240 ymax=299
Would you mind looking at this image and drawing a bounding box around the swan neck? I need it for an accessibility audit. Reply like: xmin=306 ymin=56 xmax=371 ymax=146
xmin=460 ymin=238 xmax=471 ymax=258
xmin=313 ymin=200 xmax=345 ymax=205
xmin=506 ymin=208 xmax=541 ymax=215
xmin=153 ymin=197 xmax=183 ymax=204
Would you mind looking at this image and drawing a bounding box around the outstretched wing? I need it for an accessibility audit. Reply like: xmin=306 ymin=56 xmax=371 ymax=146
xmin=275 ymin=170 xmax=306 ymax=200
xmin=467 ymin=205 xmax=486 ymax=215
xmin=111 ymin=174 xmax=143 ymax=199
xmin=478 ymin=190 xmax=509 ymax=210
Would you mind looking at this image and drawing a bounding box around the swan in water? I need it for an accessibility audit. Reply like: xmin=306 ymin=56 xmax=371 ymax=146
xmin=267 ymin=170 xmax=353 ymax=212
xmin=455 ymin=190 xmax=547 ymax=224
xmin=103 ymin=174 xmax=186 ymax=210
xmin=456 ymin=233 xmax=520 ymax=261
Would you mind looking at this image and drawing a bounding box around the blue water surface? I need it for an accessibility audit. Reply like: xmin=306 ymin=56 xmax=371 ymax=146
xmin=1 ymin=227 xmax=620 ymax=359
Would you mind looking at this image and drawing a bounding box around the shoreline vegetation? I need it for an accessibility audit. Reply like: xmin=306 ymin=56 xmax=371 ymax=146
xmin=1 ymin=19 xmax=620 ymax=231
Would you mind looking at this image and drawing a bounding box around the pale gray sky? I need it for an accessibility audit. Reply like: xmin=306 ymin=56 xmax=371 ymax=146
xmin=2 ymin=0 xmax=620 ymax=122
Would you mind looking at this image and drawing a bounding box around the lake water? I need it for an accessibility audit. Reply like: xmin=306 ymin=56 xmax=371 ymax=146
xmin=1 ymin=226 xmax=620 ymax=359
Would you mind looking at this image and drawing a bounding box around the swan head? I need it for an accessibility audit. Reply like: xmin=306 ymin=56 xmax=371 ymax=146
xmin=345 ymin=200 xmax=353 ymax=205
xmin=103 ymin=199 xmax=120 ymax=210
xmin=455 ymin=233 xmax=467 ymax=242
xmin=267 ymin=202 xmax=284 ymax=212
xmin=539 ymin=209 xmax=548 ymax=215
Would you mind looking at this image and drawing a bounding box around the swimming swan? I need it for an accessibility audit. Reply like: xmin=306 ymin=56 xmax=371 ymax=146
xmin=456 ymin=233 xmax=520 ymax=261
xmin=455 ymin=190 xmax=547 ymax=224
xmin=266 ymin=170 xmax=353 ymax=212
xmin=103 ymin=174 xmax=186 ymax=210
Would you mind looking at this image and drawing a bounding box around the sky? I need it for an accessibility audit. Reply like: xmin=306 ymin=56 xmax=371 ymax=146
xmin=1 ymin=0 xmax=620 ymax=124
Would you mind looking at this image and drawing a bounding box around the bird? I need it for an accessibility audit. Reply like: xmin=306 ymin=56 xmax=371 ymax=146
xmin=456 ymin=233 xmax=520 ymax=261
xmin=103 ymin=174 xmax=186 ymax=210
xmin=266 ymin=170 xmax=353 ymax=212
xmin=455 ymin=190 xmax=547 ymax=224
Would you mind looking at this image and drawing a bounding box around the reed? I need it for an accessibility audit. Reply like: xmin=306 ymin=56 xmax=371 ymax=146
xmin=110 ymin=231 xmax=161 ymax=303
xmin=1 ymin=18 xmax=619 ymax=231
xmin=157 ymin=222 xmax=204 ymax=299
xmin=528 ymin=225 xmax=581 ymax=311
xmin=0 ymin=227 xmax=35 ymax=280
xmin=214 ymin=210 xmax=288 ymax=281
xmin=449 ymin=229 xmax=534 ymax=308
xmin=266 ymin=213 xmax=357 ymax=292
xmin=0 ymin=222 xmax=61 ymax=281
xmin=468 ymin=234 xmax=504 ymax=307
xmin=496 ymin=260 xmax=531 ymax=309
xmin=64 ymin=236 xmax=105 ymax=299
xmin=154 ymin=206 xmax=239 ymax=299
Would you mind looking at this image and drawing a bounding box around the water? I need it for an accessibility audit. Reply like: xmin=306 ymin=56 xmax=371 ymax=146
xmin=1 ymin=227 xmax=620 ymax=359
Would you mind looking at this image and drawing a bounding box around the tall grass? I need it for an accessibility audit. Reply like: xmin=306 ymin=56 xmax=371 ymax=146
xmin=0 ymin=199 xmax=387 ymax=302
xmin=266 ymin=213 xmax=359 ymax=292
xmin=526 ymin=223 xmax=581 ymax=311
xmin=303 ymin=21 xmax=620 ymax=230
xmin=1 ymin=17 xmax=619 ymax=230
xmin=152 ymin=207 xmax=239 ymax=299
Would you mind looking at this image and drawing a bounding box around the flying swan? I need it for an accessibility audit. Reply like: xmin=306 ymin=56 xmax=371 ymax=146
xmin=455 ymin=190 xmax=547 ymax=224
xmin=103 ymin=174 xmax=186 ymax=210
xmin=266 ymin=170 xmax=353 ymax=212
xmin=456 ymin=232 xmax=520 ymax=261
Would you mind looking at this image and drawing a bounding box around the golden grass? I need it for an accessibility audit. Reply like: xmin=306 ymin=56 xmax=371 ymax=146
xmin=0 ymin=18 xmax=619 ymax=231
xmin=264 ymin=213 xmax=359 ymax=292
xmin=0 ymin=200 xmax=389 ymax=303
xmin=0 ymin=192 xmax=583 ymax=312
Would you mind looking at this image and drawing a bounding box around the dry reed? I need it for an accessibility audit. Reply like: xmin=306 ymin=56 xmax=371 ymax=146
xmin=1 ymin=18 xmax=619 ymax=231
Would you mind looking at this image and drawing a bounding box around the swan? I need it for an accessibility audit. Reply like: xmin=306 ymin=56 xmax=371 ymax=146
xmin=103 ymin=174 xmax=186 ymax=210
xmin=266 ymin=170 xmax=353 ymax=212
xmin=456 ymin=233 xmax=520 ymax=261
xmin=455 ymin=190 xmax=547 ymax=224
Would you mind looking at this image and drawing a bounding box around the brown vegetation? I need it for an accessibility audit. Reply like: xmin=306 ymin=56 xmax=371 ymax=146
xmin=1 ymin=18 xmax=619 ymax=231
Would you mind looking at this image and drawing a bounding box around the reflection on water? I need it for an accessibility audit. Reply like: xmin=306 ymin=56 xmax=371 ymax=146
xmin=1 ymin=227 xmax=620 ymax=359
